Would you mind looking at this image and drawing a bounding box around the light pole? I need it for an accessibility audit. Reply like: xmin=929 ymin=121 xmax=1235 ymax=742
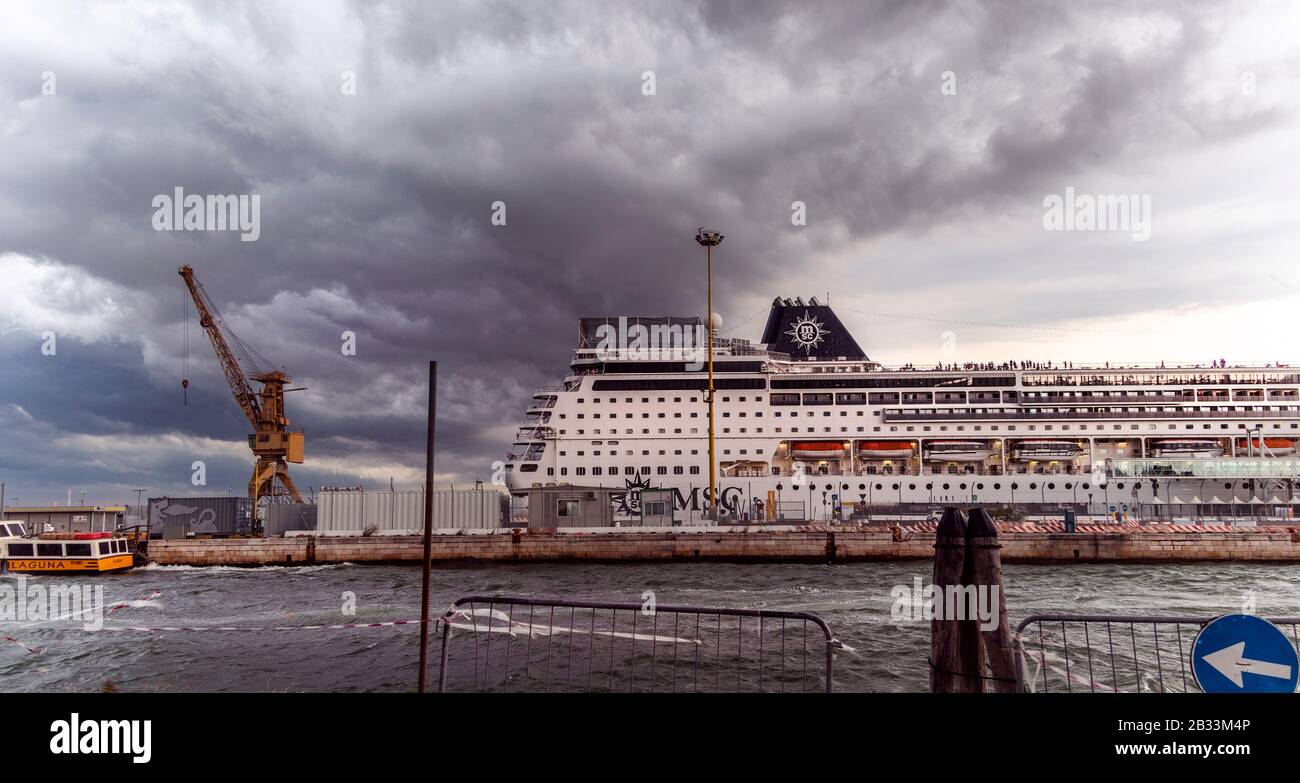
xmin=696 ymin=227 xmax=724 ymax=520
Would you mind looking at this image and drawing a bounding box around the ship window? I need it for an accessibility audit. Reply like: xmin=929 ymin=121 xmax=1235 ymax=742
xmin=520 ymin=464 xmax=539 ymax=473
xmin=575 ymin=468 xmax=586 ymax=476
xmin=657 ymin=466 xmax=668 ymax=475
xmin=690 ymin=466 xmax=701 ymax=475
xmin=8 ymin=543 xmax=33 ymax=556
xmin=37 ymin=543 xmax=62 ymax=557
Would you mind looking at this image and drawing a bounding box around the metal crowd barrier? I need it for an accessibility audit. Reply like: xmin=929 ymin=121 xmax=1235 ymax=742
xmin=1014 ymin=614 xmax=1300 ymax=693
xmin=436 ymin=595 xmax=836 ymax=693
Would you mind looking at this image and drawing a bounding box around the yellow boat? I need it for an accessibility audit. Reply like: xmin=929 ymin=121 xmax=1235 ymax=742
xmin=0 ymin=524 xmax=135 ymax=574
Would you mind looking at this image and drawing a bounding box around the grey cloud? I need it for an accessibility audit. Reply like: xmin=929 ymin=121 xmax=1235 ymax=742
xmin=0 ymin=0 xmax=1294 ymax=502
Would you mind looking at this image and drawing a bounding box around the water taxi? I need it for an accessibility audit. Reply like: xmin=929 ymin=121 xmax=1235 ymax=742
xmin=0 ymin=525 xmax=135 ymax=574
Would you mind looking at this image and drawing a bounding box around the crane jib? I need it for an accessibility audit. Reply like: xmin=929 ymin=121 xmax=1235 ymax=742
xmin=177 ymin=265 xmax=306 ymax=513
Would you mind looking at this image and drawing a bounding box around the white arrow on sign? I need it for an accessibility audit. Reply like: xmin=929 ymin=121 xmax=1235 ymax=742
xmin=1202 ymin=642 xmax=1294 ymax=688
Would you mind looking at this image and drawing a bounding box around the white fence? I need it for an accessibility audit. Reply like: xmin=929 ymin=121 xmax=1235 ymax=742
xmin=317 ymin=489 xmax=504 ymax=533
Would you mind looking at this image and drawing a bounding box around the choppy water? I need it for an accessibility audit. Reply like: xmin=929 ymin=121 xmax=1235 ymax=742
xmin=2 ymin=561 xmax=1299 ymax=692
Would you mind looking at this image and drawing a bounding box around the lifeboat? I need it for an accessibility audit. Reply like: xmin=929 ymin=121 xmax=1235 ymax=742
xmin=923 ymin=440 xmax=995 ymax=463
xmin=1011 ymin=439 xmax=1084 ymax=461
xmin=1150 ymin=439 xmax=1224 ymax=459
xmin=1235 ymin=437 xmax=1296 ymax=456
xmin=858 ymin=441 xmax=915 ymax=459
xmin=789 ymin=441 xmax=848 ymax=459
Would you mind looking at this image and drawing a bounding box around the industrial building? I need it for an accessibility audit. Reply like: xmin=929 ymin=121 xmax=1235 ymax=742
xmin=0 ymin=505 xmax=126 ymax=533
xmin=315 ymin=487 xmax=505 ymax=534
xmin=516 ymin=485 xmax=619 ymax=528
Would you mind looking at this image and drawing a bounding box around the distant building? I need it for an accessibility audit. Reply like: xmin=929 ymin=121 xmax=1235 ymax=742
xmin=1 ymin=505 xmax=125 ymax=533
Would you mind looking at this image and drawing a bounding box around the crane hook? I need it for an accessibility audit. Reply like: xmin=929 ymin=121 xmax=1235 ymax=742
xmin=182 ymin=377 xmax=189 ymax=405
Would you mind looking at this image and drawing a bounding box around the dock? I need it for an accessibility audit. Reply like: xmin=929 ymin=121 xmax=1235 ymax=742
xmin=146 ymin=524 xmax=1300 ymax=566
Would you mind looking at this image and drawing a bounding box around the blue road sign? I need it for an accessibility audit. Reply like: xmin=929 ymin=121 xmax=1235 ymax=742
xmin=1192 ymin=614 xmax=1299 ymax=693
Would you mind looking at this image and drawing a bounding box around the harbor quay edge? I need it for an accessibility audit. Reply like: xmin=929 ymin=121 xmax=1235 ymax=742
xmin=147 ymin=527 xmax=1300 ymax=566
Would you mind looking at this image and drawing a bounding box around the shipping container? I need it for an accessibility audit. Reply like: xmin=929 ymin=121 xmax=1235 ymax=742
xmin=265 ymin=503 xmax=317 ymax=537
xmin=317 ymin=489 xmax=504 ymax=533
xmin=147 ymin=496 xmax=255 ymax=536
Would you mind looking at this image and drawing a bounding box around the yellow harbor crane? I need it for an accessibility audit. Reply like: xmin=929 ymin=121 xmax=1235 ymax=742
xmin=179 ymin=265 xmax=305 ymax=509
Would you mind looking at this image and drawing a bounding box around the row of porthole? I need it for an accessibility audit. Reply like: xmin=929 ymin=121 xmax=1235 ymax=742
xmin=777 ymin=479 xmax=1265 ymax=492
xmin=781 ymin=481 xmax=1112 ymax=492
xmin=860 ymin=482 xmax=1115 ymax=492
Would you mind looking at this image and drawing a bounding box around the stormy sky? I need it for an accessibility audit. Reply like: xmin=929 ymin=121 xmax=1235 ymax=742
xmin=1 ymin=1 xmax=1298 ymax=505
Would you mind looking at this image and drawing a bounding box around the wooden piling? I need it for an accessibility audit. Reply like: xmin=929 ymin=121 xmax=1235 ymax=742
xmin=957 ymin=529 xmax=986 ymax=693
xmin=930 ymin=507 xmax=968 ymax=693
xmin=967 ymin=507 xmax=1017 ymax=693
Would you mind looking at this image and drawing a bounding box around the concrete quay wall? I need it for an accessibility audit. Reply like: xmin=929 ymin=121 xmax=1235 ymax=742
xmin=146 ymin=526 xmax=1300 ymax=566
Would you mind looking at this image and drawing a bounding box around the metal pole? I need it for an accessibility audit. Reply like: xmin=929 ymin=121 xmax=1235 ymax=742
xmin=418 ymin=360 xmax=437 ymax=693
xmin=706 ymin=243 xmax=716 ymax=521
xmin=696 ymin=228 xmax=722 ymax=521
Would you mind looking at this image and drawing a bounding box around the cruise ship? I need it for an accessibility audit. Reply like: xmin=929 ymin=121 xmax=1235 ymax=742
xmin=504 ymin=297 xmax=1300 ymax=523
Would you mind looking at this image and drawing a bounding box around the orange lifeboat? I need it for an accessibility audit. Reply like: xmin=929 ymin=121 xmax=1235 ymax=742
xmin=789 ymin=441 xmax=848 ymax=459
xmin=1235 ymin=437 xmax=1295 ymax=455
xmin=858 ymin=441 xmax=915 ymax=459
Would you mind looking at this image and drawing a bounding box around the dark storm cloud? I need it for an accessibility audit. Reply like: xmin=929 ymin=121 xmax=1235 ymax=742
xmin=0 ymin=0 xmax=1293 ymax=501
